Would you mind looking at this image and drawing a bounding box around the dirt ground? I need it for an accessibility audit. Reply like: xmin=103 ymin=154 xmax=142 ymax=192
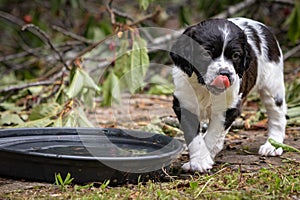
xmin=0 ymin=94 xmax=299 ymax=195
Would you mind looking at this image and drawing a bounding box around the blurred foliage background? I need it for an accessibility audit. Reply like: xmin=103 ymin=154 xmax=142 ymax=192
xmin=1 ymin=0 xmax=300 ymax=128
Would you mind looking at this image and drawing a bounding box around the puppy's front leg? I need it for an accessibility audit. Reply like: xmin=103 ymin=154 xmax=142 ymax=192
xmin=204 ymin=113 xmax=229 ymax=159
xmin=173 ymin=96 xmax=214 ymax=172
xmin=181 ymin=109 xmax=214 ymax=172
xmin=183 ymin=133 xmax=214 ymax=172
xmin=204 ymin=98 xmax=240 ymax=159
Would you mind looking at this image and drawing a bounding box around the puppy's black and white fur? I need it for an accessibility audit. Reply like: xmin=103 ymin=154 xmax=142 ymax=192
xmin=170 ymin=18 xmax=286 ymax=172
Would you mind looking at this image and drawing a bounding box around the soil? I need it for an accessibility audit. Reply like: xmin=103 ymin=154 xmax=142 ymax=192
xmin=0 ymin=94 xmax=299 ymax=195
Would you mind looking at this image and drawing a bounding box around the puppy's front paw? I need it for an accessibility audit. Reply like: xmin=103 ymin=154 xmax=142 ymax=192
xmin=259 ymin=141 xmax=283 ymax=156
xmin=182 ymin=154 xmax=214 ymax=172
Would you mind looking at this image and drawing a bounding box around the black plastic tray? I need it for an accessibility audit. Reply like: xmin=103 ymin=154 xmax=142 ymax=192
xmin=0 ymin=128 xmax=183 ymax=184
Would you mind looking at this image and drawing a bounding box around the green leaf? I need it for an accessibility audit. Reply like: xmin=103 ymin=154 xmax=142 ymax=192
xmin=54 ymin=84 xmax=66 ymax=104
xmin=66 ymin=68 xmax=84 ymax=98
xmin=0 ymin=113 xmax=24 ymax=126
xmin=285 ymin=3 xmax=300 ymax=43
xmin=101 ymin=71 xmax=121 ymax=106
xmin=288 ymin=116 xmax=300 ymax=125
xmin=137 ymin=37 xmax=149 ymax=76
xmin=127 ymin=40 xmax=142 ymax=93
xmin=29 ymin=102 xmax=61 ymax=120
xmin=67 ymin=68 xmax=100 ymax=99
xmin=148 ymin=85 xmax=173 ymax=95
xmin=28 ymin=86 xmax=43 ymax=95
xmin=138 ymin=0 xmax=151 ymax=10
xmin=64 ymin=173 xmax=74 ymax=185
xmin=287 ymin=106 xmax=300 ymax=118
xmin=110 ymin=72 xmax=121 ymax=103
xmin=79 ymin=69 xmax=101 ymax=92
xmin=0 ymin=102 xmax=24 ymax=112
xmin=64 ymin=115 xmax=76 ymax=127
xmin=15 ymin=117 xmax=54 ymax=128
xmin=63 ymin=107 xmax=94 ymax=127
xmin=101 ymin=74 xmax=111 ymax=106
xmin=268 ymin=138 xmax=300 ymax=153
xmin=179 ymin=6 xmax=191 ymax=25
xmin=124 ymin=37 xmax=149 ymax=94
xmin=189 ymin=181 xmax=198 ymax=190
xmin=286 ymin=78 xmax=300 ymax=108
xmin=101 ymin=35 xmax=149 ymax=106
xmin=76 ymin=107 xmax=94 ymax=127
xmin=100 ymin=180 xmax=110 ymax=189
xmin=82 ymin=89 xmax=96 ymax=109
xmin=115 ymin=39 xmax=130 ymax=77
xmin=55 ymin=173 xmax=61 ymax=186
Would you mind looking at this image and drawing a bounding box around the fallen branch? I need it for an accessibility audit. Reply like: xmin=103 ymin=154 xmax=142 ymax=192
xmin=22 ymin=24 xmax=69 ymax=70
xmin=0 ymin=80 xmax=56 ymax=94
xmin=0 ymin=41 xmax=84 ymax=62
xmin=0 ymin=69 xmax=65 ymax=95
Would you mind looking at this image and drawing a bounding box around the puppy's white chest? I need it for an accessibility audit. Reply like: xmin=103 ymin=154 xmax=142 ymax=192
xmin=173 ymin=66 xmax=241 ymax=121
xmin=173 ymin=67 xmax=212 ymax=120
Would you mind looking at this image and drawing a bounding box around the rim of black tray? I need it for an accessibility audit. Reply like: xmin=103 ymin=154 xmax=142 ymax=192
xmin=0 ymin=127 xmax=184 ymax=162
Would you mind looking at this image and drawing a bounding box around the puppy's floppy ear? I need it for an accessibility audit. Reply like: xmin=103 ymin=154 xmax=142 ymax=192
xmin=170 ymin=28 xmax=196 ymax=77
xmin=239 ymin=38 xmax=257 ymax=98
xmin=170 ymin=25 xmax=210 ymax=84
xmin=243 ymin=42 xmax=256 ymax=72
xmin=238 ymin=33 xmax=256 ymax=78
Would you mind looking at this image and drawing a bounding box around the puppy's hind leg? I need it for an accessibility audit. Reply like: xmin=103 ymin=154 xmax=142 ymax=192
xmin=258 ymin=66 xmax=287 ymax=156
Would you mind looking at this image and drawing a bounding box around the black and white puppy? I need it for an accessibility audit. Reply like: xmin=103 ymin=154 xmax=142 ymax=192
xmin=170 ymin=17 xmax=287 ymax=172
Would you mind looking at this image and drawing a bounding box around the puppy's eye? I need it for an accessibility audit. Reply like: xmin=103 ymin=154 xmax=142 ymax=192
xmin=232 ymin=52 xmax=241 ymax=60
xmin=206 ymin=50 xmax=212 ymax=57
xmin=205 ymin=47 xmax=214 ymax=57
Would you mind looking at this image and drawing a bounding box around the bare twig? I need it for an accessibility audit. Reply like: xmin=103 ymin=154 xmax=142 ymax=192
xmin=2 ymin=60 xmax=37 ymax=72
xmin=0 ymin=10 xmax=24 ymax=26
xmin=270 ymin=0 xmax=294 ymax=5
xmin=70 ymin=34 xmax=113 ymax=64
xmin=52 ymin=25 xmax=94 ymax=44
xmin=105 ymin=0 xmax=160 ymax=43
xmin=111 ymin=8 xmax=135 ymax=22
xmin=0 ymin=41 xmax=84 ymax=62
xmin=283 ymin=43 xmax=300 ymax=60
xmin=22 ymin=24 xmax=69 ymax=70
xmin=0 ymin=81 xmax=56 ymax=94
xmin=0 ymin=69 xmax=65 ymax=96
xmin=129 ymin=7 xmax=161 ymax=26
xmin=213 ymin=0 xmax=258 ymax=18
xmin=106 ymin=0 xmax=117 ymax=26
xmin=0 ymin=51 xmax=30 ymax=62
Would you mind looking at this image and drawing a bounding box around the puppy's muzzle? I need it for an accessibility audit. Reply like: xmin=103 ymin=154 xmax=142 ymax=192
xmin=211 ymin=69 xmax=233 ymax=88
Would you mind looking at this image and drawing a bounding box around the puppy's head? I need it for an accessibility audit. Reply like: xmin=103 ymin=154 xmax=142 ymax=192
xmin=170 ymin=19 xmax=252 ymax=95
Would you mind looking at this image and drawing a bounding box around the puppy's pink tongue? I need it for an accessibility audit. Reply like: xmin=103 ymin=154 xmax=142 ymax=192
xmin=210 ymin=75 xmax=230 ymax=89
